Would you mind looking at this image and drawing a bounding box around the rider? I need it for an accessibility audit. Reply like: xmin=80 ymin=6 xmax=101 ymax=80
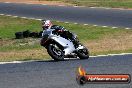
xmin=41 ymin=20 xmax=79 ymax=47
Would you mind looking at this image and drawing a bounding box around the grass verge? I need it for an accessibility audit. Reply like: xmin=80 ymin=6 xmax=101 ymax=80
xmin=0 ymin=15 xmax=132 ymax=61
xmin=40 ymin=0 xmax=132 ymax=8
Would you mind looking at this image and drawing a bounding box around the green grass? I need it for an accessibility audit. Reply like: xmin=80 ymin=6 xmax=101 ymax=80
xmin=40 ymin=0 xmax=132 ymax=8
xmin=0 ymin=15 xmax=132 ymax=61
xmin=55 ymin=22 xmax=122 ymax=41
xmin=0 ymin=16 xmax=42 ymax=38
xmin=0 ymin=39 xmax=41 ymax=52
xmin=0 ymin=15 xmax=124 ymax=41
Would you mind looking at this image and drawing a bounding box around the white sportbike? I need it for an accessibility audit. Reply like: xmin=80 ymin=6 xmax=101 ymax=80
xmin=40 ymin=29 xmax=89 ymax=61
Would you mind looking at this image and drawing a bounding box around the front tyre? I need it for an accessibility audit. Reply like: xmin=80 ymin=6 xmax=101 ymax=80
xmin=47 ymin=43 xmax=64 ymax=61
xmin=77 ymin=48 xmax=89 ymax=59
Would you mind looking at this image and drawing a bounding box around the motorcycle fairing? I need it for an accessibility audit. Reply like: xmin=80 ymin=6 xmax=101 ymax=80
xmin=50 ymin=36 xmax=75 ymax=55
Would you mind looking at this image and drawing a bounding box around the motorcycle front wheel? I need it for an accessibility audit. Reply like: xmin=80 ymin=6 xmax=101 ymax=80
xmin=47 ymin=43 xmax=64 ymax=61
xmin=77 ymin=48 xmax=89 ymax=59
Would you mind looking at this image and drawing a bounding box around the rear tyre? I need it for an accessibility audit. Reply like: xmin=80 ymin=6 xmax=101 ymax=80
xmin=47 ymin=43 xmax=64 ymax=61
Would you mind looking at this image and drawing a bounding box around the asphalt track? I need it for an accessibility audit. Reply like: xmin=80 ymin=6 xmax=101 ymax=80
xmin=0 ymin=54 xmax=131 ymax=88
xmin=0 ymin=2 xmax=132 ymax=28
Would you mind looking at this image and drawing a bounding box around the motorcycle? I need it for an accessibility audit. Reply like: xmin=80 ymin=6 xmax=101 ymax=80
xmin=40 ymin=29 xmax=89 ymax=61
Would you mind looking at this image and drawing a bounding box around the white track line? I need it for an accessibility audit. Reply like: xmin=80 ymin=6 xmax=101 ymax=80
xmin=4 ymin=2 xmax=11 ymax=3
xmin=112 ymin=27 xmax=118 ymax=29
xmin=89 ymin=7 xmax=112 ymax=10
xmin=27 ymin=17 xmax=36 ymax=20
xmin=84 ymin=24 xmax=88 ymax=25
xmin=0 ymin=14 xmax=42 ymax=21
xmin=74 ymin=23 xmax=78 ymax=24
xmin=0 ymin=14 xmax=5 ymax=15
xmin=21 ymin=17 xmax=27 ymax=19
xmin=42 ymin=4 xmax=47 ymax=6
xmin=0 ymin=53 xmax=132 ymax=64
xmin=65 ymin=22 xmax=69 ymax=23
xmin=58 ymin=5 xmax=65 ymax=7
xmin=90 ymin=7 xmax=96 ymax=8
xmin=105 ymin=8 xmax=111 ymax=9
xmin=6 ymin=15 xmax=12 ymax=16
xmin=0 ymin=60 xmax=39 ymax=64
xmin=26 ymin=3 xmax=34 ymax=5
xmin=12 ymin=16 xmax=18 ymax=18
xmin=125 ymin=28 xmax=131 ymax=30
xmin=0 ymin=61 xmax=23 ymax=64
xmin=102 ymin=26 xmax=108 ymax=28
xmin=90 ymin=53 xmax=132 ymax=58
xmin=3 ymin=14 xmax=38 ymax=20
xmin=93 ymin=25 xmax=98 ymax=27
xmin=35 ymin=18 xmax=42 ymax=21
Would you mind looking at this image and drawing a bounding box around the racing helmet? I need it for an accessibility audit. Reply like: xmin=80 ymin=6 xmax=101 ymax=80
xmin=42 ymin=20 xmax=52 ymax=30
